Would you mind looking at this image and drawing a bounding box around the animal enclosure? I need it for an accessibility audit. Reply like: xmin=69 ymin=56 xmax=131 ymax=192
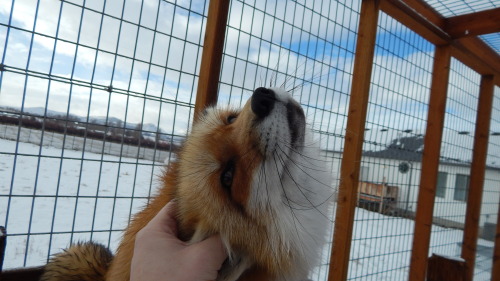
xmin=0 ymin=0 xmax=499 ymax=280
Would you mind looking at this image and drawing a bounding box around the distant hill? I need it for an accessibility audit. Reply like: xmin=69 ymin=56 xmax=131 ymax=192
xmin=0 ymin=106 xmax=185 ymax=149
xmin=0 ymin=106 xmax=164 ymax=135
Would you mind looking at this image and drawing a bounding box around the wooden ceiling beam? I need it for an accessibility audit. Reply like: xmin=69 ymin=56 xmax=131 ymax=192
xmin=445 ymin=8 xmax=500 ymax=38
xmin=452 ymin=37 xmax=500 ymax=76
xmin=400 ymin=0 xmax=445 ymax=28
xmin=380 ymin=0 xmax=500 ymax=87
xmin=451 ymin=44 xmax=500 ymax=87
xmin=380 ymin=0 xmax=449 ymax=45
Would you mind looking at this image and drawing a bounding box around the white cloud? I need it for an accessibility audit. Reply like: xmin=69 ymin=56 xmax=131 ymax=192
xmin=2 ymin=0 xmax=499 ymax=162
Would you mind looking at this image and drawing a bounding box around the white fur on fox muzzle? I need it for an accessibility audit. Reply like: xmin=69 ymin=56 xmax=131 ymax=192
xmin=251 ymin=87 xmax=306 ymax=157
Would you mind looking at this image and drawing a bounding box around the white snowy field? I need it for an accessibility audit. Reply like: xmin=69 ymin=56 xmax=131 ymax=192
xmin=0 ymin=137 xmax=168 ymax=269
xmin=310 ymin=215 xmax=493 ymax=281
xmin=0 ymin=137 xmax=494 ymax=280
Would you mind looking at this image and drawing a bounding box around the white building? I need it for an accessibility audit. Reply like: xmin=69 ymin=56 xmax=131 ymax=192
xmin=325 ymin=150 xmax=500 ymax=240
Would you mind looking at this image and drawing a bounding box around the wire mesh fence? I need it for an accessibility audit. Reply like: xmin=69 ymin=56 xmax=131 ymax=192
xmin=217 ymin=0 xmax=359 ymax=278
xmin=0 ymin=0 xmax=499 ymax=280
xmin=477 ymin=85 xmax=500 ymax=279
xmin=429 ymin=59 xmax=481 ymax=278
xmin=0 ymin=0 xmax=207 ymax=268
xmin=350 ymin=11 xmax=434 ymax=280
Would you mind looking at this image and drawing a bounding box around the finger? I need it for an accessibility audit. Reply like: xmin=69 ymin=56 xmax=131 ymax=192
xmin=191 ymin=235 xmax=228 ymax=266
xmin=144 ymin=201 xmax=178 ymax=236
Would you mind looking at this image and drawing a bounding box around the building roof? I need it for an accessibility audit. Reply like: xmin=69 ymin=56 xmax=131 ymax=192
xmin=324 ymin=134 xmax=500 ymax=171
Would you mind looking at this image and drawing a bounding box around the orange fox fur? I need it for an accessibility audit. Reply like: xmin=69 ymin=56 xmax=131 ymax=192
xmin=40 ymin=242 xmax=112 ymax=281
xmin=41 ymin=87 xmax=333 ymax=281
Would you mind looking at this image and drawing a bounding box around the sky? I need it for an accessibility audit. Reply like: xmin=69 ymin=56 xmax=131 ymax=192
xmin=0 ymin=0 xmax=499 ymax=164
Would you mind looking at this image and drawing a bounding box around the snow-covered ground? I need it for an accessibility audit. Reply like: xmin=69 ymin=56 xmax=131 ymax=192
xmin=0 ymin=136 xmax=168 ymax=269
xmin=0 ymin=137 xmax=493 ymax=280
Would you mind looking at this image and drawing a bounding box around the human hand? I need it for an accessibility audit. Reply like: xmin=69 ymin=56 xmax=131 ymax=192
xmin=131 ymin=201 xmax=228 ymax=281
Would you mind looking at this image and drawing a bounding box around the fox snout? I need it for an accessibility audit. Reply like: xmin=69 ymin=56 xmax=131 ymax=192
xmin=251 ymin=87 xmax=276 ymax=119
xmin=242 ymin=87 xmax=306 ymax=158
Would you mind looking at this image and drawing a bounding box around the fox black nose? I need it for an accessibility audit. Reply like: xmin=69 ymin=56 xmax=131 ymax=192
xmin=251 ymin=87 xmax=275 ymax=119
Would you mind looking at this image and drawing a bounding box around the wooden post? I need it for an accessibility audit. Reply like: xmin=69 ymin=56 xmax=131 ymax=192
xmin=461 ymin=75 xmax=495 ymax=281
xmin=427 ymin=254 xmax=467 ymax=281
xmin=193 ymin=0 xmax=230 ymax=121
xmin=492 ymin=189 xmax=500 ymax=281
xmin=408 ymin=45 xmax=452 ymax=281
xmin=327 ymin=0 xmax=380 ymax=280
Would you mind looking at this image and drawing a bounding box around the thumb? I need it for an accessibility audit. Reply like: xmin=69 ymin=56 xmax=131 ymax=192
xmin=191 ymin=235 xmax=228 ymax=266
xmin=144 ymin=201 xmax=178 ymax=236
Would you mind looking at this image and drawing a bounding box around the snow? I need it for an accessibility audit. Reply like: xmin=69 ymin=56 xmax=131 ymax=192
xmin=0 ymin=137 xmax=494 ymax=280
xmin=309 ymin=208 xmax=493 ymax=281
xmin=0 ymin=137 xmax=167 ymax=269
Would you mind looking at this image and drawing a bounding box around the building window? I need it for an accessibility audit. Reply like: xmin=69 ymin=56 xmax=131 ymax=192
xmin=360 ymin=166 xmax=369 ymax=182
xmin=454 ymin=174 xmax=470 ymax=202
xmin=436 ymin=172 xmax=447 ymax=198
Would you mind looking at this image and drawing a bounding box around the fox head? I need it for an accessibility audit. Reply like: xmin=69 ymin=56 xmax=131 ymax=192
xmin=172 ymin=87 xmax=333 ymax=280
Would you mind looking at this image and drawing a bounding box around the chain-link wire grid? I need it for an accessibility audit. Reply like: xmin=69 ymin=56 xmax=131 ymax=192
xmin=424 ymin=0 xmax=500 ymax=55
xmin=1 ymin=0 xmax=499 ymax=280
xmin=350 ymin=11 xmax=434 ymax=280
xmin=425 ymin=0 xmax=500 ymax=17
xmin=427 ymin=59 xmax=500 ymax=281
xmin=217 ymin=0 xmax=361 ymax=279
xmin=0 ymin=0 xmax=207 ymax=268
xmin=475 ymin=86 xmax=500 ymax=279
xmin=428 ymin=58 xmax=479 ymax=277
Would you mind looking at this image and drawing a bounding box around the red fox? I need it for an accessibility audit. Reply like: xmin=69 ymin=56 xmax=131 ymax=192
xmin=40 ymin=87 xmax=334 ymax=281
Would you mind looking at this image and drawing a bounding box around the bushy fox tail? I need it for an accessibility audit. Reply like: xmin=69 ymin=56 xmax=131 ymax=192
xmin=40 ymin=241 xmax=113 ymax=281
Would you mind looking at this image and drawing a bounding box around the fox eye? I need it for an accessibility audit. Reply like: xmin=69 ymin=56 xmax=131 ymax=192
xmin=221 ymin=161 xmax=235 ymax=191
xmin=227 ymin=115 xmax=237 ymax=124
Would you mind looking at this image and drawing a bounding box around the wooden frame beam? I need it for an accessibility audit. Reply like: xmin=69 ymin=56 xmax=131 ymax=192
xmin=400 ymin=0 xmax=445 ymax=28
xmin=193 ymin=0 xmax=230 ymax=122
xmin=328 ymin=0 xmax=380 ymax=280
xmin=380 ymin=0 xmax=500 ymax=87
xmin=445 ymin=8 xmax=500 ymax=38
xmin=454 ymin=37 xmax=500 ymax=77
xmin=380 ymin=0 xmax=449 ymax=45
xmin=409 ymin=45 xmax=452 ymax=281
xmin=461 ymin=75 xmax=495 ymax=281
xmin=450 ymin=42 xmax=497 ymax=80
